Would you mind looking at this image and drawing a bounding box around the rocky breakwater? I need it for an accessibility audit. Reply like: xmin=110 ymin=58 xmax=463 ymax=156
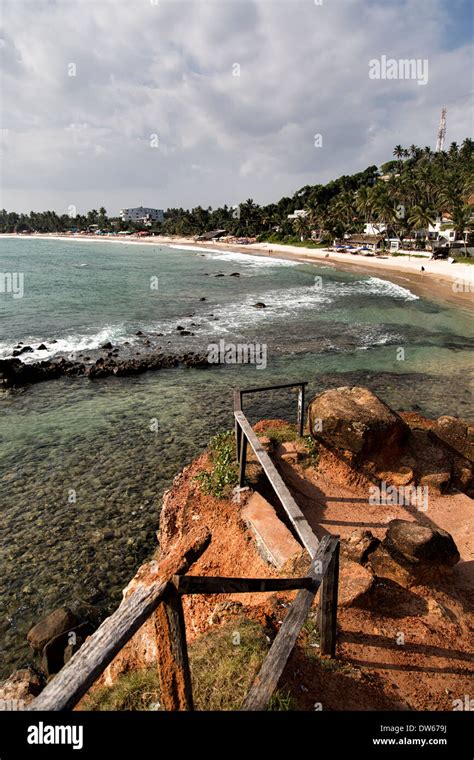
xmin=0 ymin=350 xmax=212 ymax=389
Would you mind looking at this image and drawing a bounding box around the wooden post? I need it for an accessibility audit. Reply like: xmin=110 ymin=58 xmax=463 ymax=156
xmin=234 ymin=391 xmax=242 ymax=462
xmin=241 ymin=535 xmax=338 ymax=711
xmin=297 ymin=384 xmax=305 ymax=437
xmin=155 ymin=586 xmax=194 ymax=711
xmin=319 ymin=538 xmax=339 ymax=658
xmin=28 ymin=528 xmax=210 ymax=712
xmin=238 ymin=432 xmax=248 ymax=487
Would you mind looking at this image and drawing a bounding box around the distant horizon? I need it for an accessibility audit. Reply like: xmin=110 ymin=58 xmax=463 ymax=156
xmin=2 ymin=137 xmax=472 ymax=218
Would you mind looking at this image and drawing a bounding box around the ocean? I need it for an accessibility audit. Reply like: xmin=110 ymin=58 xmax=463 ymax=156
xmin=1 ymin=237 xmax=473 ymax=676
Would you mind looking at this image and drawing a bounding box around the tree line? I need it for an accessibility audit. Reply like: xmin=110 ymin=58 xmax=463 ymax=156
xmin=1 ymin=138 xmax=472 ymax=249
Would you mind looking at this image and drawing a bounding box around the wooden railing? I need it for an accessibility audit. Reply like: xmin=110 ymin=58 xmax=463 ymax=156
xmin=233 ymin=381 xmax=340 ymax=662
xmin=28 ymin=381 xmax=340 ymax=712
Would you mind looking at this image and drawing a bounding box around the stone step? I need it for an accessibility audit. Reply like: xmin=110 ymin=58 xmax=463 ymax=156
xmin=242 ymin=492 xmax=303 ymax=569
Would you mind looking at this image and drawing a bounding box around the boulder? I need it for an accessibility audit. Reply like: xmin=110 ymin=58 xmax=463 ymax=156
xmin=253 ymin=302 xmax=267 ymax=309
xmin=37 ymin=344 xmax=48 ymax=351
xmin=308 ymin=386 xmax=410 ymax=461
xmin=340 ymin=529 xmax=380 ymax=564
xmin=0 ymin=667 xmax=43 ymax=708
xmin=368 ymin=544 xmax=414 ymax=588
xmin=385 ymin=519 xmax=459 ymax=566
xmin=369 ymin=519 xmax=460 ymax=587
xmin=41 ymin=622 xmax=93 ymax=677
xmin=337 ymin=560 xmax=374 ymax=607
xmin=27 ymin=607 xmax=79 ymax=652
xmin=101 ymin=341 xmax=113 ymax=349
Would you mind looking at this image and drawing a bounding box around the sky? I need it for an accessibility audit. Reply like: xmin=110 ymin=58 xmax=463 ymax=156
xmin=0 ymin=0 xmax=473 ymax=215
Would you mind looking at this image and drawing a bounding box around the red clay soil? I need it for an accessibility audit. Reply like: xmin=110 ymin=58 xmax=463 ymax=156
xmin=95 ymin=418 xmax=473 ymax=711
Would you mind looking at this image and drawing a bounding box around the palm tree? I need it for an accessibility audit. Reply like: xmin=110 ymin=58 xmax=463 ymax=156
xmin=407 ymin=205 xmax=436 ymax=248
xmin=293 ymin=214 xmax=309 ymax=241
xmin=355 ymin=186 xmax=374 ymax=228
xmin=451 ymin=205 xmax=472 ymax=256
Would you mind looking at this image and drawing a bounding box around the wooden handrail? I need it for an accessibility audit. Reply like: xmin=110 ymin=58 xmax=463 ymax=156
xmin=28 ymin=529 xmax=211 ymax=711
xmin=234 ymin=410 xmax=319 ymax=557
xmin=233 ymin=381 xmax=307 ymax=437
xmin=25 ymin=379 xmax=340 ymax=713
xmin=241 ymin=535 xmax=339 ymax=711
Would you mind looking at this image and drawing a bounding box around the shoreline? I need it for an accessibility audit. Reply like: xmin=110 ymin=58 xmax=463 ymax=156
xmin=2 ymin=232 xmax=473 ymax=309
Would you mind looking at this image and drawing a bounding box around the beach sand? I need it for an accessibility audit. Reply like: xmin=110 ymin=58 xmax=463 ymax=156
xmin=3 ymin=233 xmax=473 ymax=309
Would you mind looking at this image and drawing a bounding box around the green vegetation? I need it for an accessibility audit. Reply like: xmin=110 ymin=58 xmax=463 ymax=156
xmin=258 ymin=425 xmax=319 ymax=468
xmin=81 ymin=669 xmax=161 ymax=711
xmin=2 ymin=139 xmax=472 ymax=253
xmin=190 ymin=618 xmax=270 ymax=710
xmin=260 ymin=423 xmax=299 ymax=444
xmin=302 ymin=435 xmax=320 ymax=468
xmin=195 ymin=430 xmax=238 ymax=497
xmin=82 ymin=618 xmax=275 ymax=712
xmin=267 ymin=688 xmax=299 ymax=711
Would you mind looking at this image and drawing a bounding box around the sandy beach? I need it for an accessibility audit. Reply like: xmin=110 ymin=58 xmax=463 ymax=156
xmin=2 ymin=232 xmax=473 ymax=308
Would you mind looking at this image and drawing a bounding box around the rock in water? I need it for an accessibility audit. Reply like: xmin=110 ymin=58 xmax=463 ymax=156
xmin=307 ymin=386 xmax=409 ymax=460
xmin=253 ymin=302 xmax=267 ymax=309
xmin=26 ymin=607 xmax=79 ymax=652
xmin=41 ymin=622 xmax=93 ymax=677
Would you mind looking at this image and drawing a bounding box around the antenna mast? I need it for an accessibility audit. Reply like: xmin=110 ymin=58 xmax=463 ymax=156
xmin=435 ymin=107 xmax=447 ymax=152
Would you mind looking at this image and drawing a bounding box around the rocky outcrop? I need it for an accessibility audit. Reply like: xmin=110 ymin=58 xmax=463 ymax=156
xmin=307 ymin=387 xmax=474 ymax=497
xmin=308 ymin=386 xmax=410 ymax=461
xmin=0 ymin=352 xmax=212 ymax=389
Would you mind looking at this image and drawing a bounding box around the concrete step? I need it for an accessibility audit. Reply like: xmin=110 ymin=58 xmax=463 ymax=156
xmin=242 ymin=492 xmax=303 ymax=569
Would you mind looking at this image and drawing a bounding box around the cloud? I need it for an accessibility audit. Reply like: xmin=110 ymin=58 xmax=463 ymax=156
xmin=0 ymin=0 xmax=471 ymax=213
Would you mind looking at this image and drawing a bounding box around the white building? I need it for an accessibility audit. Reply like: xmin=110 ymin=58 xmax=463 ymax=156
xmin=120 ymin=206 xmax=164 ymax=223
xmin=287 ymin=209 xmax=308 ymax=220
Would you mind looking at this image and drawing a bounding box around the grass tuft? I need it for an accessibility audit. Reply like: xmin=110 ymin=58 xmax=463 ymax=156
xmin=195 ymin=430 xmax=238 ymax=497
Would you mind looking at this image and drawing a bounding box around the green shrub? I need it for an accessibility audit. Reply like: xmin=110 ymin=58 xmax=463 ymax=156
xmin=195 ymin=430 xmax=238 ymax=497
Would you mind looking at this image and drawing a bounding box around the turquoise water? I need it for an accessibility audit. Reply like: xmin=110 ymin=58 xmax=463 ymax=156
xmin=1 ymin=237 xmax=473 ymax=676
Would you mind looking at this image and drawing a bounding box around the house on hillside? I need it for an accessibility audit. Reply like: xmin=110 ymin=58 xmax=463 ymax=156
xmin=287 ymin=209 xmax=308 ymax=220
